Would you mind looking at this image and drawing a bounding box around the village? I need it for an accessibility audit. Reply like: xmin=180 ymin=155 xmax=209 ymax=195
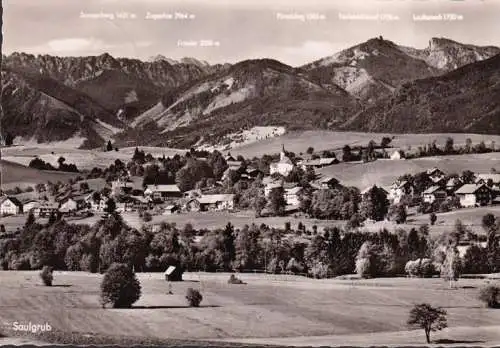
xmin=1 ymin=143 xmax=500 ymax=232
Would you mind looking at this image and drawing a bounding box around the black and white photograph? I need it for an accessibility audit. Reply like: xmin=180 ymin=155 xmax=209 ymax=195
xmin=1 ymin=0 xmax=500 ymax=346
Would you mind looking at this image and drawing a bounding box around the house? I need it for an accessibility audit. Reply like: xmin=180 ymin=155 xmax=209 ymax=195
xmin=426 ymin=167 xmax=446 ymax=184
xmin=390 ymin=150 xmax=405 ymax=160
xmin=245 ymin=167 xmax=261 ymax=178
xmin=22 ymin=200 xmax=41 ymax=214
xmin=0 ymin=196 xmax=23 ymax=215
xmin=198 ymin=194 xmax=235 ymax=211
xmin=224 ymin=153 xmax=236 ymax=162
xmin=264 ymin=181 xmax=283 ymax=197
xmin=389 ymin=180 xmax=414 ymax=204
xmin=454 ymin=184 xmax=492 ymax=207
xmin=298 ymin=157 xmax=338 ymax=170
xmin=270 ymin=145 xmax=295 ymax=177
xmin=476 ymin=174 xmax=500 ymax=189
xmin=59 ymin=198 xmax=79 ymax=213
xmin=144 ymin=184 xmax=182 ymax=201
xmin=312 ymin=176 xmax=340 ymax=190
xmin=85 ymin=193 xmax=107 ymax=212
xmin=284 ymin=186 xmax=303 ymax=206
xmin=422 ymin=186 xmax=447 ymax=204
xmin=164 ymin=265 xmax=183 ymax=281
xmin=111 ymin=177 xmax=143 ymax=195
xmin=163 ymin=205 xmax=180 ymax=215
xmin=33 ymin=203 xmax=59 ymax=217
xmin=185 ymin=199 xmax=201 ymax=212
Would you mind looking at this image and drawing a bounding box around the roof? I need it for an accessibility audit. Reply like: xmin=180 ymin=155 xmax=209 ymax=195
xmin=0 ymin=196 xmax=23 ymax=207
xmin=320 ymin=176 xmax=338 ymax=184
xmin=145 ymin=184 xmax=181 ymax=193
xmin=455 ymin=183 xmax=490 ymax=194
xmin=164 ymin=266 xmax=176 ymax=275
xmin=426 ymin=167 xmax=442 ymax=175
xmin=361 ymin=185 xmax=388 ymax=195
xmin=266 ymin=183 xmax=283 ymax=190
xmin=300 ymin=158 xmax=337 ymax=166
xmin=285 ymin=187 xmax=303 ymax=195
xmin=164 ymin=205 xmax=178 ymax=210
xmin=226 ymin=161 xmax=242 ymax=167
xmin=477 ymin=174 xmax=500 ymax=183
xmin=423 ymin=185 xmax=445 ymax=194
xmin=198 ymin=194 xmax=235 ymax=204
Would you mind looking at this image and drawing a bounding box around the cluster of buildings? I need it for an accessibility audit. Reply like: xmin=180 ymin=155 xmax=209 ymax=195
xmin=387 ymin=168 xmax=500 ymax=208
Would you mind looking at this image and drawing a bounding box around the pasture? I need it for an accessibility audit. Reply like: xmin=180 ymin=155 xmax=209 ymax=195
xmin=0 ymin=160 xmax=78 ymax=190
xmin=0 ymin=271 xmax=499 ymax=346
xmin=318 ymin=152 xmax=500 ymax=189
xmin=230 ymin=131 xmax=500 ymax=159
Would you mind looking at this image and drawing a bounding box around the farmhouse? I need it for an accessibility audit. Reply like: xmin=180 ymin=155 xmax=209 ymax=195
xmin=111 ymin=177 xmax=143 ymax=195
xmin=22 ymin=200 xmax=41 ymax=213
xmin=389 ymin=180 xmax=414 ymax=203
xmin=33 ymin=203 xmax=59 ymax=217
xmin=284 ymin=186 xmax=303 ymax=206
xmin=313 ymin=176 xmax=340 ymax=190
xmin=264 ymin=181 xmax=283 ymax=197
xmin=445 ymin=177 xmax=463 ymax=195
xmin=454 ymin=183 xmax=492 ymax=207
xmin=0 ymin=196 xmax=23 ymax=215
xmin=298 ymin=157 xmax=338 ymax=170
xmin=422 ymin=186 xmax=447 ymax=204
xmin=163 ymin=205 xmax=180 ymax=215
xmin=59 ymin=197 xmax=84 ymax=213
xmin=476 ymin=174 xmax=500 ymax=189
xmin=198 ymin=194 xmax=235 ymax=211
xmin=270 ymin=145 xmax=295 ymax=177
xmin=145 ymin=184 xmax=182 ymax=201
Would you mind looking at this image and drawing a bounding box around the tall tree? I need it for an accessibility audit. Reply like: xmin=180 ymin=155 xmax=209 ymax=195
xmin=407 ymin=304 xmax=447 ymax=344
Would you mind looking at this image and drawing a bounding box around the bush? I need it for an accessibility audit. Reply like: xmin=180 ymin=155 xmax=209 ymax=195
xmin=185 ymin=287 xmax=203 ymax=307
xmin=228 ymin=274 xmax=245 ymax=284
xmin=100 ymin=263 xmax=142 ymax=308
xmin=142 ymin=212 xmax=152 ymax=222
xmin=478 ymin=285 xmax=500 ymax=308
xmin=39 ymin=266 xmax=54 ymax=286
xmin=405 ymin=259 xmax=435 ymax=278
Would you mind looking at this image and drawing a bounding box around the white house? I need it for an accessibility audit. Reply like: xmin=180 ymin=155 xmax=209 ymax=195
xmin=269 ymin=146 xmax=295 ymax=177
xmin=22 ymin=200 xmax=41 ymax=214
xmin=284 ymin=186 xmax=303 ymax=206
xmin=476 ymin=174 xmax=500 ymax=189
xmin=0 ymin=196 xmax=23 ymax=215
xmin=59 ymin=198 xmax=79 ymax=213
xmin=389 ymin=180 xmax=414 ymax=204
xmin=454 ymin=184 xmax=492 ymax=207
xmin=390 ymin=150 xmax=405 ymax=160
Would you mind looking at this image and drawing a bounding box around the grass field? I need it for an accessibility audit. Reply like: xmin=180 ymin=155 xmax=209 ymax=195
xmin=230 ymin=131 xmax=500 ymax=159
xmin=317 ymin=152 xmax=500 ymax=189
xmin=0 ymin=271 xmax=499 ymax=346
xmin=0 ymin=160 xmax=78 ymax=190
xmin=1 ymin=146 xmax=185 ymax=171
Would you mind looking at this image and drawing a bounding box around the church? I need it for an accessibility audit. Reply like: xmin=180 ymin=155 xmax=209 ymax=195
xmin=270 ymin=145 xmax=295 ymax=177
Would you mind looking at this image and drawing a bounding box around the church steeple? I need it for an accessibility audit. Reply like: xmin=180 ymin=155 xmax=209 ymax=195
xmin=280 ymin=144 xmax=286 ymax=161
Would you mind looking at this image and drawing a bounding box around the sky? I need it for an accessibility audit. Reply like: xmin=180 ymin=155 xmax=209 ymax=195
xmin=3 ymin=0 xmax=500 ymax=66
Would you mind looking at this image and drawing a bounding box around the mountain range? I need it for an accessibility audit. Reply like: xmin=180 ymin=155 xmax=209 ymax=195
xmin=1 ymin=37 xmax=499 ymax=149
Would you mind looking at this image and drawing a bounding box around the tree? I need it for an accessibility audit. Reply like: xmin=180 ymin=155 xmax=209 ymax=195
xmin=461 ymin=170 xmax=475 ymax=184
xmin=389 ymin=204 xmax=407 ymax=224
xmin=359 ymin=186 xmax=389 ymax=221
xmin=430 ymin=213 xmax=437 ymax=226
xmin=440 ymin=246 xmax=461 ymax=288
xmin=104 ymin=198 xmax=116 ymax=214
xmin=444 ymin=137 xmax=454 ymax=154
xmin=342 ymin=145 xmax=353 ymax=162
xmin=268 ymin=187 xmax=286 ymax=216
xmin=407 ymin=303 xmax=447 ymax=343
xmin=478 ymin=285 xmax=500 ymax=308
xmin=100 ymin=263 xmax=142 ymax=308
xmin=106 ymin=140 xmax=113 ymax=152
xmin=25 ymin=212 xmax=36 ymax=228
xmin=380 ymin=136 xmax=392 ymax=148
xmin=39 ymin=265 xmax=54 ymax=286
xmin=185 ymin=288 xmax=203 ymax=307
xmin=465 ymin=138 xmax=473 ymax=153
xmin=4 ymin=132 xmax=14 ymax=146
xmin=79 ymin=182 xmax=90 ymax=192
xmin=306 ymin=147 xmax=314 ymax=155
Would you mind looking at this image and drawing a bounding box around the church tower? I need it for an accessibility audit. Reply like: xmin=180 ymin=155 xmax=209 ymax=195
xmin=280 ymin=144 xmax=286 ymax=161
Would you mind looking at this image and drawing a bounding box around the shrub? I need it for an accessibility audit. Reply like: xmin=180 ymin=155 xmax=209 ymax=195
xmin=430 ymin=213 xmax=437 ymax=226
xmin=185 ymin=288 xmax=203 ymax=307
xmin=228 ymin=274 xmax=245 ymax=284
xmin=142 ymin=212 xmax=152 ymax=222
xmin=478 ymin=285 xmax=500 ymax=308
xmin=100 ymin=263 xmax=142 ymax=308
xmin=39 ymin=266 xmax=54 ymax=286
xmin=405 ymin=259 xmax=435 ymax=278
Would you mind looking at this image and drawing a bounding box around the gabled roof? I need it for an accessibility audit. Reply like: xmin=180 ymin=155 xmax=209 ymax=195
xmin=198 ymin=194 xmax=235 ymax=204
xmin=145 ymin=184 xmax=181 ymax=193
xmin=426 ymin=167 xmax=443 ymax=175
xmin=0 ymin=196 xmax=23 ymax=207
xmin=423 ymin=185 xmax=445 ymax=194
xmin=319 ymin=176 xmax=339 ymax=184
xmin=285 ymin=187 xmax=303 ymax=195
xmin=455 ymin=183 xmax=490 ymax=194
xmin=164 ymin=265 xmax=176 ymax=275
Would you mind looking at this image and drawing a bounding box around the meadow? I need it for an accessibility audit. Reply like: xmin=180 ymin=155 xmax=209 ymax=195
xmin=0 ymin=271 xmax=499 ymax=346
